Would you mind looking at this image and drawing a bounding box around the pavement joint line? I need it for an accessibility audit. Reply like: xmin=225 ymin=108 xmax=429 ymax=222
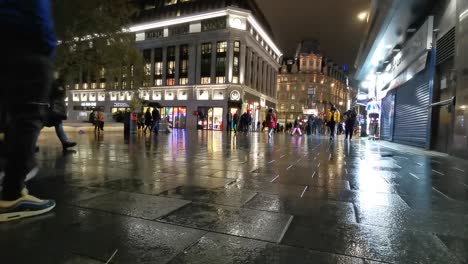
xmin=311 ymin=171 xmax=316 ymax=178
xmin=317 ymin=163 xmax=321 ymax=168
xmin=416 ymin=162 xmax=423 ymax=166
xmin=409 ymin=173 xmax=420 ymax=180
xmin=432 ymin=169 xmax=445 ymax=176
xmin=395 ymin=164 xmax=402 ymax=169
xmin=345 ymin=169 xmax=348 ymax=175
xmin=268 ymin=160 xmax=276 ymax=164
xmin=432 ymin=187 xmax=453 ymax=200
xmin=280 ymin=154 xmax=286 ymax=159
xmin=270 ymin=175 xmax=280 ymax=183
xmin=453 ymin=167 xmax=465 ymax=172
xmin=314 ymin=157 xmax=317 ymax=160
xmin=300 ymin=185 xmax=309 ymax=198
xmin=105 ymin=249 xmax=119 ymax=264
xmin=277 ymin=215 xmax=294 ymax=244
xmin=286 ymin=164 xmax=294 ymax=170
xmin=243 ymin=192 xmax=258 ymax=206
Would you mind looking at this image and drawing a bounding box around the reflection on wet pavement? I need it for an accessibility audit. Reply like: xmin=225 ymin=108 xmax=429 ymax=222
xmin=1 ymin=130 xmax=468 ymax=263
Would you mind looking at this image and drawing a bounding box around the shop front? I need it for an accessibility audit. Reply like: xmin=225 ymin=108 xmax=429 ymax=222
xmin=197 ymin=107 xmax=223 ymax=130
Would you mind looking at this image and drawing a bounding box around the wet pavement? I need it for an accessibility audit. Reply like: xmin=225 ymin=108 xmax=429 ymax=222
xmin=1 ymin=130 xmax=468 ymax=263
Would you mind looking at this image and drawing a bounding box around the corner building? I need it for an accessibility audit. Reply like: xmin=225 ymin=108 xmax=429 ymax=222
xmin=129 ymin=0 xmax=281 ymax=130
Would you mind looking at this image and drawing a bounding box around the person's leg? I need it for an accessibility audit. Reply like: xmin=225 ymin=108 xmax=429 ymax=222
xmin=154 ymin=121 xmax=160 ymax=134
xmin=2 ymin=105 xmax=43 ymax=200
xmin=54 ymin=121 xmax=68 ymax=144
xmin=330 ymin=123 xmax=335 ymax=139
xmin=349 ymin=126 xmax=353 ymax=139
xmin=1 ymin=54 xmax=56 ymax=218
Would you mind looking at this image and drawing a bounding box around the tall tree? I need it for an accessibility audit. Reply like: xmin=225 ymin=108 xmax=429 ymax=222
xmin=51 ymin=0 xmax=142 ymax=88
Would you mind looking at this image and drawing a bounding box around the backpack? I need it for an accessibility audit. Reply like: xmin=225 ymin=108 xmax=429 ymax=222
xmin=266 ymin=114 xmax=273 ymax=122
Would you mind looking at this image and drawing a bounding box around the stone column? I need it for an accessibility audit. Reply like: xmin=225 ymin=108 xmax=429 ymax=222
xmin=240 ymin=43 xmax=247 ymax=85
xmin=150 ymin=49 xmax=155 ymax=86
xmin=257 ymin=58 xmax=262 ymax=92
xmin=246 ymin=48 xmax=252 ymax=86
xmin=211 ymin=41 xmax=217 ymax=84
xmin=227 ymin=40 xmax=234 ymax=83
xmin=175 ymin=45 xmax=180 ymax=85
xmin=252 ymin=53 xmax=258 ymax=90
xmin=162 ymin=46 xmax=167 ymax=85
xmin=189 ymin=43 xmax=197 ymax=85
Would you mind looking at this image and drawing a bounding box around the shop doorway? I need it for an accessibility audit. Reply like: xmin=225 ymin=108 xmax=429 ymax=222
xmin=197 ymin=107 xmax=223 ymax=130
xmin=163 ymin=107 xmax=187 ymax=129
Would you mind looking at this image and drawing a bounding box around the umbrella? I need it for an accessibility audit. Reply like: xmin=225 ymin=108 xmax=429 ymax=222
xmin=147 ymin=102 xmax=162 ymax=108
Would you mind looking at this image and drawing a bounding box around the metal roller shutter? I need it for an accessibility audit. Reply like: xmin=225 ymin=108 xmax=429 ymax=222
xmin=380 ymin=91 xmax=395 ymax=141
xmin=393 ymin=80 xmax=430 ymax=147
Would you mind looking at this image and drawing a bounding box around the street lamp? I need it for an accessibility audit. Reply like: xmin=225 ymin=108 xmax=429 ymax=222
xmin=357 ymin=11 xmax=368 ymax=22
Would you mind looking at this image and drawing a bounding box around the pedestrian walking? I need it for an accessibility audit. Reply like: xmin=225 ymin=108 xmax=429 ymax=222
xmin=44 ymin=73 xmax=77 ymax=150
xmin=89 ymin=110 xmax=96 ymax=125
xmin=226 ymin=112 xmax=232 ymax=132
xmin=233 ymin=111 xmax=239 ymax=133
xmin=95 ymin=110 xmax=105 ymax=133
xmin=151 ymin=107 xmax=161 ymax=134
xmin=326 ymin=103 xmax=340 ymax=140
xmin=0 ymin=0 xmax=57 ymax=221
xmin=291 ymin=117 xmax=302 ymax=136
xmin=345 ymin=110 xmax=357 ymax=140
xmin=143 ymin=108 xmax=152 ymax=133
xmin=315 ymin=116 xmax=323 ymax=136
xmin=266 ymin=109 xmax=277 ymax=138
xmin=307 ymin=115 xmax=315 ymax=135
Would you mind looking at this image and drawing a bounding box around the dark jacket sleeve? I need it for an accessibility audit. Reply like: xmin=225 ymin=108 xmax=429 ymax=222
xmin=0 ymin=0 xmax=57 ymax=57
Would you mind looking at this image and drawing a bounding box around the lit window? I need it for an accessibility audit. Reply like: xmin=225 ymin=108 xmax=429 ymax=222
xmin=232 ymin=76 xmax=239 ymax=84
xmin=217 ymin=41 xmax=227 ymax=53
xmin=178 ymin=90 xmax=188 ymax=100
xmin=198 ymin=90 xmax=209 ymax=100
xmin=155 ymin=79 xmax=162 ymax=86
xmin=179 ymin=78 xmax=188 ymax=85
xmin=165 ymin=91 xmax=175 ymax=100
xmin=155 ymin=62 xmax=163 ymax=75
xmin=167 ymin=78 xmax=175 ymax=86
xmin=201 ymin=77 xmax=211 ymax=84
xmin=291 ymin=94 xmax=295 ymax=100
xmin=213 ymin=90 xmax=224 ymax=100
xmin=216 ymin=76 xmax=225 ymax=84
xmin=291 ymin=105 xmax=295 ymax=110
xmin=234 ymin=41 xmax=240 ymax=53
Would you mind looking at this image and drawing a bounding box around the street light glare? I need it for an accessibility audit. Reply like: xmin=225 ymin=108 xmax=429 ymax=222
xmin=357 ymin=11 xmax=368 ymax=21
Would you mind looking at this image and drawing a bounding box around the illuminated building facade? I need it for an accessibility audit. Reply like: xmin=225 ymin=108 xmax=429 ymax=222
xmin=67 ymin=0 xmax=282 ymax=130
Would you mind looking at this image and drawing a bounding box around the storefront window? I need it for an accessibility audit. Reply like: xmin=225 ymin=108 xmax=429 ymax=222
xmin=197 ymin=107 xmax=223 ymax=130
xmin=161 ymin=107 xmax=187 ymax=129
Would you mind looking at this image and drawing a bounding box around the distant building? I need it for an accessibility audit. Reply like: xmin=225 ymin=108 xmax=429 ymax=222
xmin=276 ymin=42 xmax=350 ymax=124
xmin=67 ymin=0 xmax=282 ymax=130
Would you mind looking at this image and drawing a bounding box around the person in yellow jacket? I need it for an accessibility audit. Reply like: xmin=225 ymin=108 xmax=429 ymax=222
xmin=325 ymin=103 xmax=340 ymax=140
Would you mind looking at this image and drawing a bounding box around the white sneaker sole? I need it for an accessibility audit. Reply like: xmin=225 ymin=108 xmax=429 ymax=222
xmin=0 ymin=203 xmax=55 ymax=222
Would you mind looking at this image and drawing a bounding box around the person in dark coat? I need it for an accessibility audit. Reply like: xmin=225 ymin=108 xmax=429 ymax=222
xmin=45 ymin=74 xmax=76 ymax=150
xmin=143 ymin=108 xmax=152 ymax=133
xmin=0 ymin=0 xmax=57 ymax=221
xmin=345 ymin=110 xmax=357 ymax=140
xmin=233 ymin=111 xmax=239 ymax=133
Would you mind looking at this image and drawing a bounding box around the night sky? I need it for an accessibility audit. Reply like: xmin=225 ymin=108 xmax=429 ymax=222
xmin=256 ymin=0 xmax=370 ymax=70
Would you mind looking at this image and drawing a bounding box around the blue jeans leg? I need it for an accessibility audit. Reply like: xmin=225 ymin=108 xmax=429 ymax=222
xmin=55 ymin=122 xmax=68 ymax=144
